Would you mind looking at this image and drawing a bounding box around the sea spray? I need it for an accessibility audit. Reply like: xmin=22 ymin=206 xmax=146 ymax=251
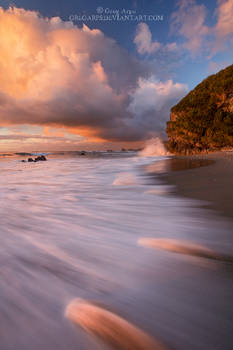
xmin=139 ymin=138 xmax=170 ymax=157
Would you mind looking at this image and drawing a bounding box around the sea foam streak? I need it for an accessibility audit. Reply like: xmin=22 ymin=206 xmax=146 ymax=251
xmin=138 ymin=238 xmax=233 ymax=262
xmin=66 ymin=298 xmax=167 ymax=350
xmin=113 ymin=172 xmax=138 ymax=186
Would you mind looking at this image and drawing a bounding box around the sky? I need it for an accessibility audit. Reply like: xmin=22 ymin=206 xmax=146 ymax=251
xmin=0 ymin=0 xmax=232 ymax=151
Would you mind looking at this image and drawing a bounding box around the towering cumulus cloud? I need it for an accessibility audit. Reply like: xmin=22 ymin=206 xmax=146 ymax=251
xmin=128 ymin=77 xmax=187 ymax=137
xmin=0 ymin=7 xmax=187 ymax=142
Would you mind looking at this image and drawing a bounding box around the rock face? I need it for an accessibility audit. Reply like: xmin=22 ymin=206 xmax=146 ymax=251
xmin=167 ymin=64 xmax=233 ymax=154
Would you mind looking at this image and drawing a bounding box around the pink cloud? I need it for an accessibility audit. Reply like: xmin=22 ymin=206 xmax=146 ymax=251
xmin=212 ymin=0 xmax=233 ymax=53
xmin=134 ymin=23 xmax=161 ymax=54
xmin=215 ymin=0 xmax=233 ymax=37
xmin=170 ymin=0 xmax=233 ymax=58
xmin=134 ymin=23 xmax=178 ymax=56
xmin=170 ymin=0 xmax=209 ymax=56
xmin=0 ymin=7 xmax=187 ymax=142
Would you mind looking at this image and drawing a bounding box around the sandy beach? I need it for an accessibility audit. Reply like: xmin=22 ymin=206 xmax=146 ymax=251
xmin=153 ymin=151 xmax=233 ymax=220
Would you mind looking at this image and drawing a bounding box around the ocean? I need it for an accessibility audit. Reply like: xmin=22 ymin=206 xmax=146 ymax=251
xmin=0 ymin=151 xmax=233 ymax=350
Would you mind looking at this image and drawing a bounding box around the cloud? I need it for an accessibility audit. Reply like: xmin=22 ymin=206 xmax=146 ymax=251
xmin=215 ymin=0 xmax=233 ymax=37
xmin=0 ymin=126 xmax=84 ymax=145
xmin=170 ymin=0 xmax=233 ymax=58
xmin=134 ymin=23 xmax=161 ymax=54
xmin=0 ymin=7 xmax=186 ymax=142
xmin=127 ymin=77 xmax=188 ymax=137
xmin=170 ymin=0 xmax=209 ymax=55
xmin=133 ymin=23 xmax=182 ymax=82
xmin=208 ymin=60 xmax=230 ymax=73
xmin=0 ymin=134 xmax=64 ymax=141
xmin=134 ymin=23 xmax=178 ymax=56
xmin=165 ymin=42 xmax=178 ymax=52
xmin=213 ymin=0 xmax=233 ymax=52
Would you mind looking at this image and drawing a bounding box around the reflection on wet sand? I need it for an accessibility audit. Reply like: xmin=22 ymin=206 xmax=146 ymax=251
xmin=66 ymin=299 xmax=167 ymax=350
xmin=146 ymin=158 xmax=215 ymax=174
xmin=138 ymin=238 xmax=233 ymax=263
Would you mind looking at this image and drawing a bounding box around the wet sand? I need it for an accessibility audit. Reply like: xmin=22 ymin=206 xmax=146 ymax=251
xmin=151 ymin=151 xmax=233 ymax=220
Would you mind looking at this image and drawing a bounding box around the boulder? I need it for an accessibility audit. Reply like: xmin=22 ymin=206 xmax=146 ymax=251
xmin=34 ymin=155 xmax=47 ymax=162
xmin=26 ymin=155 xmax=47 ymax=162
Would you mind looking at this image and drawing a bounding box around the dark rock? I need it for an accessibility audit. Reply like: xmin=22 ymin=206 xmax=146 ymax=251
xmin=34 ymin=155 xmax=47 ymax=162
xmin=27 ymin=155 xmax=47 ymax=162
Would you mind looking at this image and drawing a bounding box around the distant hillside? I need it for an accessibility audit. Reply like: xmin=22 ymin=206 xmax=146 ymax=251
xmin=167 ymin=64 xmax=233 ymax=154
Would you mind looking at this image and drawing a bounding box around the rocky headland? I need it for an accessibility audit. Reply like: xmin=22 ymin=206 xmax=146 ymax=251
xmin=167 ymin=64 xmax=233 ymax=154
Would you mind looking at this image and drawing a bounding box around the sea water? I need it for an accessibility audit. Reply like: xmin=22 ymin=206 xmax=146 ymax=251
xmin=0 ymin=151 xmax=233 ymax=350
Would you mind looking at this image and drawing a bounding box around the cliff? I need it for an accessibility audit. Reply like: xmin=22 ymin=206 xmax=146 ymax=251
xmin=167 ymin=64 xmax=233 ymax=154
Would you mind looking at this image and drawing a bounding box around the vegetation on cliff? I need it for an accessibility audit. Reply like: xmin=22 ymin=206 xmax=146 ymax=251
xmin=167 ymin=64 xmax=233 ymax=153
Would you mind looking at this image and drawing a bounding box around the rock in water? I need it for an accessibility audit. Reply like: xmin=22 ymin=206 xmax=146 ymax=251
xmin=27 ymin=155 xmax=47 ymax=162
xmin=167 ymin=64 xmax=233 ymax=154
xmin=34 ymin=155 xmax=47 ymax=162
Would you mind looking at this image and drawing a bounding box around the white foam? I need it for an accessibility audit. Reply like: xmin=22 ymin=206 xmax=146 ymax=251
xmin=144 ymin=187 xmax=170 ymax=196
xmin=113 ymin=172 xmax=138 ymax=186
xmin=139 ymin=138 xmax=170 ymax=157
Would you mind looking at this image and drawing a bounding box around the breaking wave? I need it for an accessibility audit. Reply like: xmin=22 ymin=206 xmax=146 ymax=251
xmin=139 ymin=138 xmax=170 ymax=157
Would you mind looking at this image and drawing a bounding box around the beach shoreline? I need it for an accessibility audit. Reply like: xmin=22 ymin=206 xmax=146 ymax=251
xmin=149 ymin=150 xmax=233 ymax=220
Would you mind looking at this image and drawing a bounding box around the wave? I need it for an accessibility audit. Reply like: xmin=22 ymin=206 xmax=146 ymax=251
xmin=15 ymin=152 xmax=33 ymax=156
xmin=139 ymin=138 xmax=170 ymax=157
xmin=30 ymin=152 xmax=49 ymax=156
